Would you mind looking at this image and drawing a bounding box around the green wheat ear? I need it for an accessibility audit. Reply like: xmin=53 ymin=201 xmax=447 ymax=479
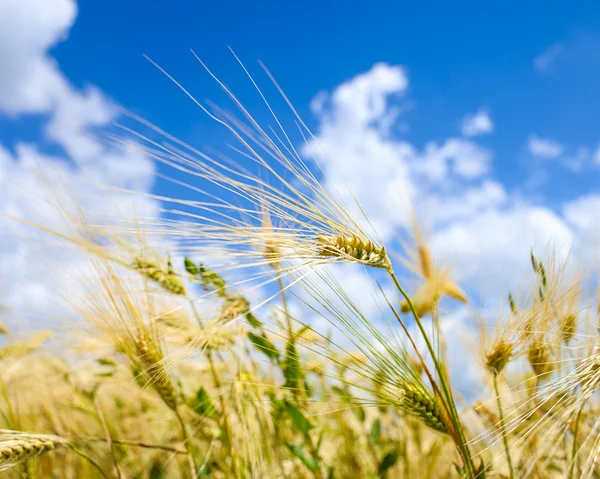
xmin=131 ymin=257 xmax=186 ymax=295
xmin=402 ymin=386 xmax=448 ymax=434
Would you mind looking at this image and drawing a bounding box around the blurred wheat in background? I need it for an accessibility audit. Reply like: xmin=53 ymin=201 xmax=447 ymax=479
xmin=3 ymin=2 xmax=600 ymax=478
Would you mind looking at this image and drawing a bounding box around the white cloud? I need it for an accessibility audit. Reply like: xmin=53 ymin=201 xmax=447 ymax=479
xmin=563 ymin=195 xmax=600 ymax=258
xmin=0 ymin=0 xmax=158 ymax=330
xmin=423 ymin=180 xmax=507 ymax=225
xmin=302 ymin=63 xmax=415 ymax=240
xmin=45 ymin=86 xmax=115 ymax=162
xmin=534 ymin=43 xmax=564 ymax=74
xmin=461 ymin=109 xmax=494 ymax=137
xmin=430 ymin=204 xmax=574 ymax=312
xmin=416 ymin=138 xmax=492 ymax=182
xmin=0 ymin=0 xmax=76 ymax=115
xmin=528 ymin=134 xmax=563 ymax=158
xmin=301 ymin=62 xmax=576 ymax=314
xmin=303 ymin=63 xmax=493 ymax=242
xmin=300 ymin=64 xmax=594 ymax=397
xmin=327 ymin=62 xmax=409 ymax=128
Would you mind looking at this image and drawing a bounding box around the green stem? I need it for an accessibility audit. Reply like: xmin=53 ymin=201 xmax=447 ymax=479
xmin=388 ymin=270 xmax=475 ymax=477
xmin=189 ymin=300 xmax=204 ymax=329
xmin=493 ymin=373 xmax=514 ymax=479
xmin=175 ymin=408 xmax=198 ymax=478
xmin=94 ymin=395 xmax=123 ymax=479
xmin=276 ymin=272 xmax=293 ymax=342
xmin=276 ymin=267 xmax=310 ymax=404
xmin=188 ymin=298 xmax=238 ymax=477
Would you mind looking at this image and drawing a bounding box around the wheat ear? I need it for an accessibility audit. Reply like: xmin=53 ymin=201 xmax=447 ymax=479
xmin=0 ymin=431 xmax=66 ymax=471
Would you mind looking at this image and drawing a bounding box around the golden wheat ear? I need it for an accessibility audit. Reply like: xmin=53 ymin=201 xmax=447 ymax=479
xmin=0 ymin=431 xmax=66 ymax=471
xmin=316 ymin=234 xmax=390 ymax=270
xmin=484 ymin=340 xmax=514 ymax=376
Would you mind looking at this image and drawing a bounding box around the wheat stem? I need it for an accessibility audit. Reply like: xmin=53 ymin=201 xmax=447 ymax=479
xmin=569 ymin=404 xmax=585 ymax=479
xmin=76 ymin=436 xmax=188 ymax=454
xmin=175 ymin=408 xmax=198 ymax=478
xmin=389 ymin=270 xmax=475 ymax=476
xmin=276 ymin=273 xmax=293 ymax=341
xmin=93 ymin=396 xmax=123 ymax=479
xmin=188 ymin=299 xmax=238 ymax=477
xmin=493 ymin=373 xmax=514 ymax=479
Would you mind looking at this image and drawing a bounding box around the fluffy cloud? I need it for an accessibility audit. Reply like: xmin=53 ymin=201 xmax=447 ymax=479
xmin=416 ymin=138 xmax=492 ymax=182
xmin=302 ymin=63 xmax=415 ymax=239
xmin=302 ymin=62 xmax=577 ymax=300
xmin=0 ymin=0 xmax=157 ymax=329
xmin=0 ymin=0 xmax=76 ymax=115
xmin=430 ymin=205 xmax=573 ymax=300
xmin=528 ymin=134 xmax=563 ymax=158
xmin=299 ymin=62 xmax=598 ymax=395
xmin=303 ymin=63 xmax=493 ymax=242
xmin=563 ymin=194 xmax=600 ymax=252
xmin=461 ymin=109 xmax=494 ymax=137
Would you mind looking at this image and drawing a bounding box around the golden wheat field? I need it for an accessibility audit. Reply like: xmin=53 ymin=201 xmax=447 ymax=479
xmin=3 ymin=3 xmax=600 ymax=478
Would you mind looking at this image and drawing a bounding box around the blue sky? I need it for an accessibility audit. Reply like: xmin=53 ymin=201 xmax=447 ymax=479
xmin=41 ymin=0 xmax=600 ymax=207
xmin=2 ymin=0 xmax=600 ymax=396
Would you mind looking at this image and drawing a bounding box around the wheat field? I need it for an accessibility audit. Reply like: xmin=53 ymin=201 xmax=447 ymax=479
xmin=1 ymin=55 xmax=599 ymax=479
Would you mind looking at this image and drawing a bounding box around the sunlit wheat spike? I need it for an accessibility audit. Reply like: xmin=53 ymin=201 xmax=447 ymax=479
xmin=484 ymin=339 xmax=514 ymax=375
xmin=316 ymin=234 xmax=390 ymax=270
xmin=527 ymin=338 xmax=554 ymax=379
xmin=136 ymin=334 xmax=179 ymax=411
xmin=500 ymin=351 xmax=600 ymax=478
xmin=560 ymin=312 xmax=578 ymax=343
xmin=107 ymin=54 xmax=394 ymax=290
xmin=399 ymin=218 xmax=467 ymax=316
xmin=0 ymin=431 xmax=66 ymax=471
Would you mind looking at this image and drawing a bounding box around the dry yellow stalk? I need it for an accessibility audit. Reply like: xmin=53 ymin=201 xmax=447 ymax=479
xmin=261 ymin=203 xmax=282 ymax=269
xmin=418 ymin=243 xmax=433 ymax=280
